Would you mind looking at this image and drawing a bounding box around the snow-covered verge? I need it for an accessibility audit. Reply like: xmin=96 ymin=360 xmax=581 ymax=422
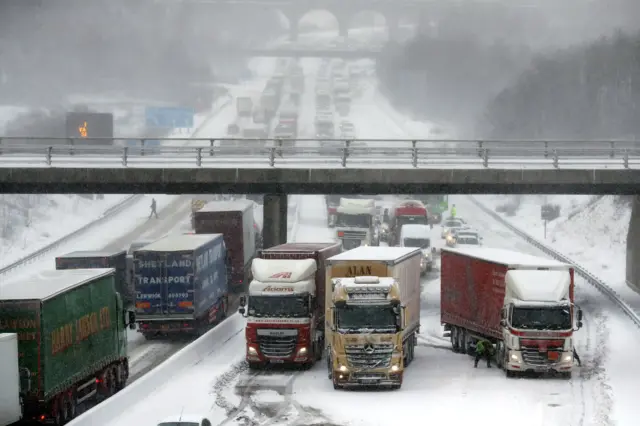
xmin=0 ymin=194 xmax=130 ymax=268
xmin=475 ymin=195 xmax=638 ymax=303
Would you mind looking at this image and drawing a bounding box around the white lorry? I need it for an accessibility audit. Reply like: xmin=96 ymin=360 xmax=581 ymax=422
xmin=399 ymin=224 xmax=434 ymax=274
xmin=335 ymin=198 xmax=377 ymax=250
xmin=0 ymin=334 xmax=21 ymax=426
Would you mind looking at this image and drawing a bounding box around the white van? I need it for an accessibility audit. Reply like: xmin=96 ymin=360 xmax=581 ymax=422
xmin=400 ymin=224 xmax=433 ymax=274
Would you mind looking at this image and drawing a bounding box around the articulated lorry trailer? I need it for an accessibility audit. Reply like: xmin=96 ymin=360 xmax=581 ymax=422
xmin=134 ymin=233 xmax=229 ymax=337
xmin=440 ymin=246 xmax=583 ymax=378
xmin=239 ymin=242 xmax=342 ymax=369
xmin=325 ymin=246 xmax=422 ymax=389
xmin=55 ymin=250 xmax=133 ymax=309
xmin=0 ymin=268 xmax=134 ymax=426
xmin=193 ymin=200 xmax=256 ymax=293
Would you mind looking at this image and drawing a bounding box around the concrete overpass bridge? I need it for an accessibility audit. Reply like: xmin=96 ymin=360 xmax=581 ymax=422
xmin=159 ymin=0 xmax=542 ymax=41
xmin=1 ymin=137 xmax=639 ymax=246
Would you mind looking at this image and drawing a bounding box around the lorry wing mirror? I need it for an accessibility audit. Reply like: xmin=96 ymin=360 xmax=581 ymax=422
xmin=577 ymin=309 xmax=583 ymax=322
xmin=239 ymin=296 xmax=246 ymax=307
xmin=128 ymin=311 xmax=136 ymax=329
xmin=239 ymin=307 xmax=246 ymax=316
xmin=500 ymin=319 xmax=506 ymax=327
xmin=576 ymin=321 xmax=583 ymax=330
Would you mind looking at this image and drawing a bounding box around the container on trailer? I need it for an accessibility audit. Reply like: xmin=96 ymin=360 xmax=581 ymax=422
xmin=193 ymin=200 xmax=256 ymax=293
xmin=55 ymin=250 xmax=131 ymax=307
xmin=134 ymin=233 xmax=229 ymax=336
xmin=0 ymin=268 xmax=131 ymax=423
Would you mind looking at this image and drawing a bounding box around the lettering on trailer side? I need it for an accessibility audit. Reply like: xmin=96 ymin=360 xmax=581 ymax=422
xmin=51 ymin=306 xmax=111 ymax=355
xmin=139 ymin=275 xmax=192 ymax=285
xmin=137 ymin=259 xmax=193 ymax=269
xmin=0 ymin=318 xmax=38 ymax=342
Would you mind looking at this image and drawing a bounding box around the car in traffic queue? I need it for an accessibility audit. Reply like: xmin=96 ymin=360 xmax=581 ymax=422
xmin=399 ymin=223 xmax=434 ymax=274
xmin=441 ymin=218 xmax=467 ymax=239
xmin=454 ymin=229 xmax=483 ymax=246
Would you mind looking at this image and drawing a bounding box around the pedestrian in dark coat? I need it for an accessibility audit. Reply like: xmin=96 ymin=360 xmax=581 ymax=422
xmin=149 ymin=198 xmax=159 ymax=219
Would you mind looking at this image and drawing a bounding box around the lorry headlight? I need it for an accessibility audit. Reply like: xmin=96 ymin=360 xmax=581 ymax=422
xmin=248 ymin=347 xmax=258 ymax=355
xmin=390 ymin=365 xmax=400 ymax=373
xmin=562 ymin=354 xmax=573 ymax=363
xmin=297 ymin=347 xmax=308 ymax=356
xmin=509 ymin=352 xmax=522 ymax=364
xmin=339 ymin=364 xmax=349 ymax=373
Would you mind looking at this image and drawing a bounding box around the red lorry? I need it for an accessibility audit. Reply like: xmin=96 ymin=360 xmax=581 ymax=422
xmin=193 ymin=199 xmax=256 ymax=293
xmin=390 ymin=200 xmax=429 ymax=245
xmin=440 ymin=246 xmax=582 ymax=378
xmin=238 ymin=242 xmax=342 ymax=369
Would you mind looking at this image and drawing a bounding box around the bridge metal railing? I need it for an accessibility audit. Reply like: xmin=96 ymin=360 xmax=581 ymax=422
xmin=0 ymin=137 xmax=639 ymax=168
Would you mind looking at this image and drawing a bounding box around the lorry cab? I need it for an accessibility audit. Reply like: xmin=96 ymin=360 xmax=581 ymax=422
xmin=399 ymin=224 xmax=433 ymax=274
xmin=335 ymin=198 xmax=377 ymax=250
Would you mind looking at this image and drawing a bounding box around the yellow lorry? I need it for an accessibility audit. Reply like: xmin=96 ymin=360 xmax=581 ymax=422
xmin=324 ymin=246 xmax=422 ymax=390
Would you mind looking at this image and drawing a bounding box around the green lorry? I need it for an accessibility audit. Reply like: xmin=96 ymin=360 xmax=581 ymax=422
xmin=0 ymin=268 xmax=135 ymax=426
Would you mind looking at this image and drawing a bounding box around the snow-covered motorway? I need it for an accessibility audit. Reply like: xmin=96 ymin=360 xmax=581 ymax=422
xmin=64 ymin=55 xmax=640 ymax=426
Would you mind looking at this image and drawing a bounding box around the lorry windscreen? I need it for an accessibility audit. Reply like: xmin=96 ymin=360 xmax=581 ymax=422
xmin=398 ymin=216 xmax=428 ymax=226
xmin=511 ymin=306 xmax=571 ymax=330
xmin=336 ymin=213 xmax=370 ymax=228
xmin=403 ymin=238 xmax=430 ymax=249
xmin=248 ymin=295 xmax=310 ymax=318
xmin=336 ymin=306 xmax=397 ymax=333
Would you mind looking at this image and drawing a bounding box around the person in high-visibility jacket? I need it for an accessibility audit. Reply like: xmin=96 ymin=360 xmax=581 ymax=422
xmin=474 ymin=339 xmax=494 ymax=368
xmin=450 ymin=204 xmax=457 ymax=218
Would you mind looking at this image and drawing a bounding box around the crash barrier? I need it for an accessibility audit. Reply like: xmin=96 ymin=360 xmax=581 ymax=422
xmin=288 ymin=194 xmax=301 ymax=241
xmin=468 ymin=195 xmax=640 ymax=329
xmin=67 ymin=313 xmax=247 ymax=426
xmin=1 ymin=139 xmax=640 ymax=169
xmin=0 ymin=195 xmax=141 ymax=277
xmin=0 ymin=101 xmax=235 ymax=277
xmin=70 ymin=198 xmax=302 ymax=426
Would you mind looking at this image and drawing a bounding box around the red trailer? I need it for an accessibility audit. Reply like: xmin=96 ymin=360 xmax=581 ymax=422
xmin=440 ymin=246 xmax=582 ymax=378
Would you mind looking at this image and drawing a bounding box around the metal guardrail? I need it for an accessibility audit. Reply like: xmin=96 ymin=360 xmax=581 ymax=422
xmin=1 ymin=138 xmax=640 ymax=168
xmin=468 ymin=195 xmax=640 ymax=329
xmin=0 ymin=195 xmax=142 ymax=277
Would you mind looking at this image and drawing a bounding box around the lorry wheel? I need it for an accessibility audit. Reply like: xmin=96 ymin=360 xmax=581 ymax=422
xmin=506 ymin=370 xmax=517 ymax=378
xmin=560 ymin=372 xmax=572 ymax=380
xmin=451 ymin=327 xmax=459 ymax=352
xmin=390 ymin=384 xmax=401 ymax=390
xmin=115 ymin=364 xmax=127 ymax=391
xmin=457 ymin=329 xmax=467 ymax=354
xmin=52 ymin=398 xmax=63 ymax=426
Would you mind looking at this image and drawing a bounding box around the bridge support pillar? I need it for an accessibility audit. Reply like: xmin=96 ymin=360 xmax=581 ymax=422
xmin=263 ymin=194 xmax=288 ymax=249
xmin=626 ymin=196 xmax=640 ymax=292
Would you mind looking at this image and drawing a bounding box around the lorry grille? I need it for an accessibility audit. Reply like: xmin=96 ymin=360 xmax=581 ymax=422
xmin=521 ymin=344 xmax=564 ymax=366
xmin=345 ymin=343 xmax=394 ymax=369
xmin=257 ymin=330 xmax=298 ymax=358
xmin=340 ymin=231 xmax=367 ymax=240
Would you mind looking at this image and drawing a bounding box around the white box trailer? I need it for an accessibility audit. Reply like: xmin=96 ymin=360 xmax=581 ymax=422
xmin=0 ymin=333 xmax=21 ymax=426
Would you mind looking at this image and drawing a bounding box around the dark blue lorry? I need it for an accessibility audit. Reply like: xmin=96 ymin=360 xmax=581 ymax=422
xmin=133 ymin=233 xmax=229 ymax=338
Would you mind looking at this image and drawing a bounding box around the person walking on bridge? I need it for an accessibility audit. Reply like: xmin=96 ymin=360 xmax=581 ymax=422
xmin=149 ymin=197 xmax=159 ymax=219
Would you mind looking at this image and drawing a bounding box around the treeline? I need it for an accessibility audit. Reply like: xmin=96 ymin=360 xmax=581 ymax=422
xmin=482 ymin=31 xmax=640 ymax=139
xmin=377 ymin=35 xmax=533 ymax=133
xmin=378 ymin=29 xmax=640 ymax=140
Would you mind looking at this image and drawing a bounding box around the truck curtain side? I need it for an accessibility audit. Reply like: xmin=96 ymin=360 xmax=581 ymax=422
xmin=193 ymin=200 xmax=256 ymax=293
xmin=0 ymin=269 xmax=129 ymax=425
xmin=134 ymin=234 xmax=229 ymax=336
xmin=55 ymin=250 xmax=132 ymax=308
xmin=440 ymin=247 xmax=580 ymax=378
